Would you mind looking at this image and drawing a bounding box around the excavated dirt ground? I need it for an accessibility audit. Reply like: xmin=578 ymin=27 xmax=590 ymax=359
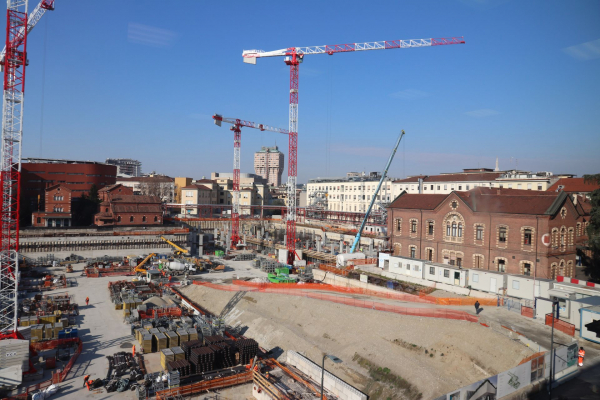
xmin=181 ymin=284 xmax=533 ymax=400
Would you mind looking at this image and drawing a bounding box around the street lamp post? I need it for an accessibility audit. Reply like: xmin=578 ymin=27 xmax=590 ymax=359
xmin=321 ymin=354 xmax=342 ymax=399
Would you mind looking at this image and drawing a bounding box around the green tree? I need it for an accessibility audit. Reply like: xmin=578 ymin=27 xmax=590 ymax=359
xmin=72 ymin=185 xmax=102 ymax=226
xmin=583 ymin=174 xmax=600 ymax=282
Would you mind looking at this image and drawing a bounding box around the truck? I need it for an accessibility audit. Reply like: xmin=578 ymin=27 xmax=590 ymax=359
xmin=161 ymin=260 xmax=197 ymax=276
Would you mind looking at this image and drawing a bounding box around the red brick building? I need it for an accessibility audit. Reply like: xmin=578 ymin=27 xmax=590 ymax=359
xmin=31 ymin=185 xmax=72 ymax=227
xmin=21 ymin=158 xmax=117 ymax=224
xmin=94 ymin=184 xmax=162 ymax=226
xmin=387 ymin=187 xmax=586 ymax=279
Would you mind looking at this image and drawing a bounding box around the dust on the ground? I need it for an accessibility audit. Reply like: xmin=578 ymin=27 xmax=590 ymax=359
xmin=181 ymin=285 xmax=533 ymax=399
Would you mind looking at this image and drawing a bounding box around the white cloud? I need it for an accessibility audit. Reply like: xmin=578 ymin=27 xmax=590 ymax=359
xmin=562 ymin=39 xmax=600 ymax=61
xmin=390 ymin=89 xmax=430 ymax=100
xmin=128 ymin=23 xmax=177 ymax=48
xmin=464 ymin=109 xmax=500 ymax=118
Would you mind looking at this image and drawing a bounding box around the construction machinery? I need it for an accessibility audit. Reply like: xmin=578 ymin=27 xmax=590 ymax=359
xmin=350 ymin=131 xmax=405 ymax=253
xmin=243 ymin=36 xmax=464 ymax=265
xmin=212 ymin=114 xmax=288 ymax=248
xmin=134 ymin=253 xmax=156 ymax=275
xmin=0 ymin=0 xmax=55 ymax=334
xmin=161 ymin=236 xmax=189 ymax=256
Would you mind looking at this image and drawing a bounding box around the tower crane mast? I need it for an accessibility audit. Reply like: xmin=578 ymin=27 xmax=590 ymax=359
xmin=243 ymin=36 xmax=465 ymax=265
xmin=0 ymin=0 xmax=54 ymax=334
xmin=213 ymin=114 xmax=288 ymax=248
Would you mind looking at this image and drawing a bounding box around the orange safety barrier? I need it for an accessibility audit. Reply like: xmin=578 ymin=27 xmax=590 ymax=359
xmin=194 ymin=282 xmax=478 ymax=323
xmin=232 ymin=280 xmax=497 ymax=307
xmin=231 ymin=280 xmax=436 ymax=304
xmin=156 ymin=371 xmax=253 ymax=399
xmin=545 ymin=314 xmax=575 ymax=337
xmin=521 ymin=306 xmax=534 ymax=318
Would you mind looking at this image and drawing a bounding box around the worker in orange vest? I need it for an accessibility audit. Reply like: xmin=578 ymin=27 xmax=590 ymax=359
xmin=85 ymin=379 xmax=92 ymax=391
xmin=168 ymin=275 xmax=172 ymax=283
xmin=132 ymin=344 xmax=136 ymax=357
xmin=85 ymin=297 xmax=89 ymax=306
xmin=578 ymin=347 xmax=585 ymax=367
xmin=83 ymin=374 xmax=90 ymax=387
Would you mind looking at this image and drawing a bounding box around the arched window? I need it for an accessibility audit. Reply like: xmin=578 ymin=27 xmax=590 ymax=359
xmin=117 ymin=216 xmax=121 ymax=222
xmin=130 ymin=216 xmax=134 ymax=222
xmin=446 ymin=223 xmax=451 ymax=237
xmin=142 ymin=216 xmax=147 ymax=222
xmin=458 ymin=223 xmax=463 ymax=237
xmin=452 ymin=222 xmax=457 ymax=237
xmin=154 ymin=216 xmax=158 ymax=222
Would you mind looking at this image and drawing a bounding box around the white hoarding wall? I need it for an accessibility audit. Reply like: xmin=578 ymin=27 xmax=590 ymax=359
xmin=434 ymin=343 xmax=577 ymax=399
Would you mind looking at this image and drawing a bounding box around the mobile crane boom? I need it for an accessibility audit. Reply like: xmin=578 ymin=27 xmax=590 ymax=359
xmin=350 ymin=130 xmax=405 ymax=253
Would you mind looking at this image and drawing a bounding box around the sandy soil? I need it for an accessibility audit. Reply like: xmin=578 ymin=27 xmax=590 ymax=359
xmin=181 ymin=284 xmax=533 ymax=400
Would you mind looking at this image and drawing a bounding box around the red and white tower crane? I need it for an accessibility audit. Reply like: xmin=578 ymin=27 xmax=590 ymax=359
xmin=212 ymin=114 xmax=288 ymax=248
xmin=243 ymin=36 xmax=465 ymax=264
xmin=0 ymin=0 xmax=54 ymax=334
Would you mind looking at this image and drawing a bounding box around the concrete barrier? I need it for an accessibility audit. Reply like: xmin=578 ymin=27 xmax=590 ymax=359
xmin=286 ymin=350 xmax=367 ymax=400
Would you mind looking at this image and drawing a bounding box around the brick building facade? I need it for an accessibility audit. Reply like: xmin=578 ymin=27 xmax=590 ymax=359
xmin=31 ymin=185 xmax=72 ymax=227
xmin=387 ymin=188 xmax=586 ymax=279
xmin=94 ymin=184 xmax=162 ymax=226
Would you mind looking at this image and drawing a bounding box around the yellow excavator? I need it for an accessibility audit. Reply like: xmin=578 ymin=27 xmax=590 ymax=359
xmin=134 ymin=253 xmax=156 ymax=275
xmin=160 ymin=236 xmax=189 ymax=256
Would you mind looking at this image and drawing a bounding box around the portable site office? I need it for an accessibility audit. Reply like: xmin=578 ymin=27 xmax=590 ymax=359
xmin=468 ymin=270 xmax=506 ymax=295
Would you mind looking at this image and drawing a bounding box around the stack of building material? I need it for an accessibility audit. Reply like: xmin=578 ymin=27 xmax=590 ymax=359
xmin=60 ymin=317 xmax=69 ymax=328
xmin=158 ymin=327 xmax=167 ymax=334
xmin=189 ymin=346 xmax=215 ymax=374
xmin=176 ymin=328 xmax=189 ymax=344
xmin=141 ymin=333 xmax=153 ymax=353
xmin=143 ymin=323 xmax=153 ymax=331
xmin=171 ymin=347 xmax=185 ymax=361
xmin=180 ymin=340 xmax=203 ymax=359
xmin=203 ymin=335 xmax=225 ymax=346
xmin=53 ymin=322 xmax=63 ymax=338
xmin=160 ymin=348 xmax=174 ymax=370
xmin=214 ymin=342 xmax=236 ymax=368
xmin=135 ymin=328 xmax=145 ymax=343
xmin=187 ymin=328 xmax=198 ymax=341
xmin=181 ymin=316 xmax=193 ymax=327
xmin=165 ymin=331 xmax=178 ymax=348
xmin=154 ymin=333 xmax=167 ymax=352
xmin=235 ymin=338 xmax=259 ymax=365
xmin=44 ymin=324 xmax=53 ymax=340
xmin=167 ymin=360 xmax=190 ymax=377
xmin=30 ymin=324 xmax=43 ymax=342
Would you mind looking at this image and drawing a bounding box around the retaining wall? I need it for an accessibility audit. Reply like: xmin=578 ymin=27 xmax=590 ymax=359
xmin=286 ymin=350 xmax=367 ymax=400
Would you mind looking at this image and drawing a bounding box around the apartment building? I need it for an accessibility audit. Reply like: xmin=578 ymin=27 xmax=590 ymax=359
xmin=306 ymin=173 xmax=393 ymax=213
xmin=392 ymin=169 xmax=557 ymax=197
xmin=254 ymin=146 xmax=285 ymax=186
xmin=211 ymin=173 xmax=270 ymax=215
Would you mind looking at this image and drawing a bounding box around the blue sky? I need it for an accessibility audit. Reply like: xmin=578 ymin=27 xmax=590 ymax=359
xmin=15 ymin=0 xmax=600 ymax=183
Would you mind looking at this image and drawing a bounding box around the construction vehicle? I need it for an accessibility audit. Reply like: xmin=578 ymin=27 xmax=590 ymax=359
xmin=134 ymin=253 xmax=156 ymax=275
xmin=161 ymin=236 xmax=189 ymax=256
xmin=350 ymin=131 xmax=405 ymax=254
xmin=160 ymin=259 xmax=197 ymax=276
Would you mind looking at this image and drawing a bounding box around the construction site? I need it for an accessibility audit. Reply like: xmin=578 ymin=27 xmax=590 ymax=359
xmin=1 ymin=1 xmax=600 ymax=400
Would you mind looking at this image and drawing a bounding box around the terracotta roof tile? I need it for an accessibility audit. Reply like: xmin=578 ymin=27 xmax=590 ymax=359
xmin=388 ymin=193 xmax=447 ymax=210
xmin=548 ymin=178 xmax=600 ymax=193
